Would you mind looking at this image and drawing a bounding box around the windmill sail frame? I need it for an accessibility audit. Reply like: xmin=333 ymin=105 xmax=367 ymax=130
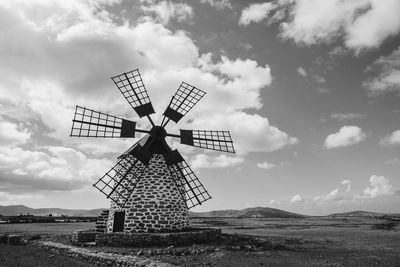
xmin=71 ymin=68 xmax=235 ymax=215
xmin=162 ymin=82 xmax=206 ymax=126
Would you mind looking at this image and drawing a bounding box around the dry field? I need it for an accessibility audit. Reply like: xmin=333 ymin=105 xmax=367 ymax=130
xmin=1 ymin=216 xmax=399 ymax=266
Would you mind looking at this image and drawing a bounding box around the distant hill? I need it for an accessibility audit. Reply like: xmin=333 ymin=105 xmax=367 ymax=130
xmin=1 ymin=205 xmax=304 ymax=218
xmin=0 ymin=205 xmax=104 ymax=217
xmin=329 ymin=211 xmax=385 ymax=217
xmin=2 ymin=205 xmax=395 ymax=218
xmin=190 ymin=207 xmax=306 ymax=218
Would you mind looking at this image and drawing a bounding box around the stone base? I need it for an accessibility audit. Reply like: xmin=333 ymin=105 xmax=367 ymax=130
xmin=95 ymin=228 xmax=222 ymax=247
xmin=71 ymin=230 xmax=97 ymax=245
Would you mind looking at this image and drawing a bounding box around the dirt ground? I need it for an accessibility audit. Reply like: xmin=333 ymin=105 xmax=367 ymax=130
xmin=1 ymin=216 xmax=399 ymax=266
xmin=0 ymin=243 xmax=97 ymax=267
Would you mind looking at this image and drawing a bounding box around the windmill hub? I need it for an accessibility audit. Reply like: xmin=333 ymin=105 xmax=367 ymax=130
xmin=149 ymin=126 xmax=167 ymax=140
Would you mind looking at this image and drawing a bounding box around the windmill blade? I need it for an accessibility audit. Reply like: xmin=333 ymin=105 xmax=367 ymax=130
xmin=161 ymin=82 xmax=206 ymax=126
xmin=164 ymin=150 xmax=211 ymax=209
xmin=93 ymin=155 xmax=147 ymax=208
xmin=111 ymin=69 xmax=155 ymax=125
xmin=169 ymin=160 xmax=211 ymax=209
xmin=70 ymin=106 xmax=148 ymax=138
xmin=178 ymin=129 xmax=235 ymax=153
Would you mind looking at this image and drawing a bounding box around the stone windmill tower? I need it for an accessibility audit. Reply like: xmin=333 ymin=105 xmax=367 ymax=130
xmin=70 ymin=69 xmax=235 ymax=233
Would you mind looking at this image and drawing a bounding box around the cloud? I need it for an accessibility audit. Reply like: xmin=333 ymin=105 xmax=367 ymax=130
xmin=0 ymin=146 xmax=112 ymax=193
xmin=380 ymin=130 xmax=400 ymax=146
xmin=256 ymin=161 xmax=276 ymax=170
xmin=331 ymin=113 xmax=366 ymax=122
xmin=141 ymin=1 xmax=193 ymax=25
xmin=239 ymin=2 xmax=276 ymax=26
xmin=242 ymin=0 xmax=400 ymax=52
xmin=344 ymin=0 xmax=400 ymax=51
xmin=313 ymin=75 xmax=326 ymax=84
xmin=361 ymin=175 xmax=396 ymax=198
xmin=194 ymin=53 xmax=273 ymax=112
xmin=364 ymin=47 xmax=400 ymax=96
xmin=268 ymin=199 xmax=280 ymax=206
xmin=324 ymin=126 xmax=366 ymax=149
xmin=283 ymin=0 xmax=400 ymax=51
xmin=0 ymin=118 xmax=31 ymax=147
xmin=190 ymin=154 xmax=244 ymax=169
xmin=290 ymin=194 xmax=304 ymax=203
xmin=189 ymin=112 xmax=298 ymax=155
xmin=200 ymin=0 xmax=232 ymax=10
xmin=341 ymin=179 xmax=352 ymax=192
xmin=304 ymin=176 xmax=398 ymax=205
xmin=296 ymin=67 xmax=307 ymax=77
xmin=313 ymin=188 xmax=342 ymax=202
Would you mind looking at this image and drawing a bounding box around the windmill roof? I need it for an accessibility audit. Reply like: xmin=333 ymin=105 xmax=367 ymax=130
xmin=118 ymin=134 xmax=150 ymax=159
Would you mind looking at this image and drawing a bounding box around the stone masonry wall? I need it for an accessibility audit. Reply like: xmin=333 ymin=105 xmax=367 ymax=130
xmin=107 ymin=154 xmax=189 ymax=233
xmin=96 ymin=228 xmax=222 ymax=247
xmin=95 ymin=209 xmax=109 ymax=233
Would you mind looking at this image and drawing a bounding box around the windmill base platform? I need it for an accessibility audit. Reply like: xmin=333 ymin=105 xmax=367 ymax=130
xmin=94 ymin=228 xmax=222 ymax=247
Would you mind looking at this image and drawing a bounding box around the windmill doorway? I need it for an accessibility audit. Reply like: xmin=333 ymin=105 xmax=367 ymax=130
xmin=112 ymin=211 xmax=125 ymax=232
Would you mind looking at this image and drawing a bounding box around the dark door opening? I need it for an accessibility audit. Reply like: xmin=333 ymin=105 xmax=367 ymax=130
xmin=112 ymin=211 xmax=125 ymax=232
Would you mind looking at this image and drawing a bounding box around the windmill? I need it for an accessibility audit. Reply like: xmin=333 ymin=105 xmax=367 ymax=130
xmin=70 ymin=69 xmax=235 ymax=233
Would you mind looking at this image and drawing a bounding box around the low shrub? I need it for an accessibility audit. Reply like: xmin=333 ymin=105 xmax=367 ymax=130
xmin=372 ymin=221 xmax=397 ymax=230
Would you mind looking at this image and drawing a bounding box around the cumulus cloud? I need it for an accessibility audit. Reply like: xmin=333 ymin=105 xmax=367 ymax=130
xmin=305 ymin=176 xmax=398 ymax=205
xmin=296 ymin=67 xmax=307 ymax=77
xmin=141 ymin=1 xmax=193 ymax=25
xmin=290 ymin=194 xmax=304 ymax=203
xmin=380 ymin=130 xmax=400 ymax=146
xmin=313 ymin=188 xmax=342 ymax=202
xmin=0 ymin=118 xmax=31 ymax=147
xmin=0 ymin=146 xmax=112 ymax=193
xmin=240 ymin=0 xmax=400 ymax=52
xmin=188 ymin=112 xmax=298 ymax=155
xmin=361 ymin=175 xmax=396 ymax=198
xmin=313 ymin=75 xmax=326 ymax=84
xmin=190 ymin=154 xmax=244 ymax=169
xmin=344 ymin=0 xmax=400 ymax=51
xmin=364 ymin=47 xmax=400 ymax=96
xmin=200 ymin=0 xmax=232 ymax=10
xmin=239 ymin=2 xmax=276 ymax=26
xmin=256 ymin=162 xmax=276 ymax=170
xmin=341 ymin=179 xmax=352 ymax=192
xmin=331 ymin=113 xmax=366 ymax=122
xmin=324 ymin=126 xmax=366 ymax=149
xmin=268 ymin=199 xmax=280 ymax=206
